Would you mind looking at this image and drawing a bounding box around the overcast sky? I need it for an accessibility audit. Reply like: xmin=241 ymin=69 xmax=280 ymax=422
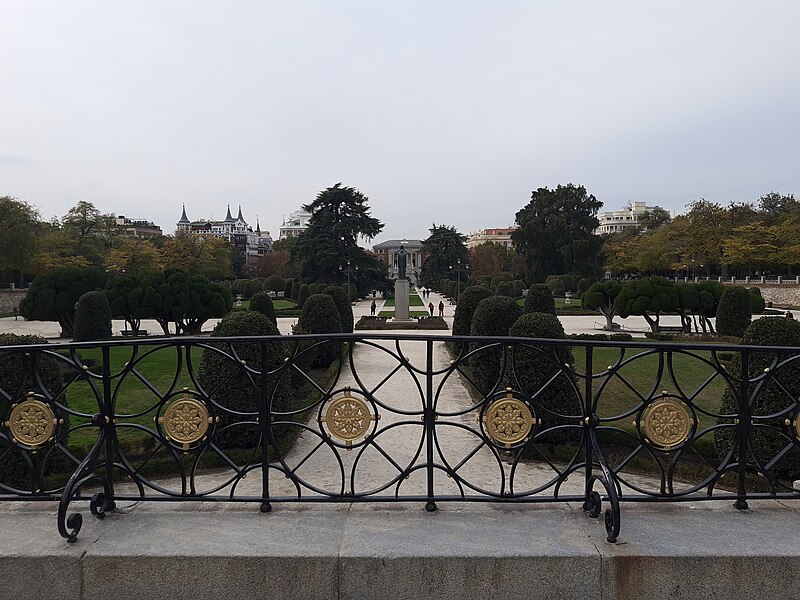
xmin=2 ymin=2 xmax=799 ymax=244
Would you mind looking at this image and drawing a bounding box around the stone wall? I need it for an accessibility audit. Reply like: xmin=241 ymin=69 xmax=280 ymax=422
xmin=757 ymin=286 xmax=800 ymax=307
xmin=0 ymin=290 xmax=25 ymax=313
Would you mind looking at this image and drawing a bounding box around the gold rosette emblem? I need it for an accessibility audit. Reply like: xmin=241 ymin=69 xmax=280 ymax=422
xmin=321 ymin=392 xmax=377 ymax=447
xmin=159 ymin=395 xmax=212 ymax=450
xmin=640 ymin=398 xmax=694 ymax=451
xmin=4 ymin=394 xmax=58 ymax=449
xmin=483 ymin=393 xmax=536 ymax=448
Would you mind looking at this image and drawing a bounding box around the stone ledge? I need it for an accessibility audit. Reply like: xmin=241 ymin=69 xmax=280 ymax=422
xmin=2 ymin=500 xmax=799 ymax=599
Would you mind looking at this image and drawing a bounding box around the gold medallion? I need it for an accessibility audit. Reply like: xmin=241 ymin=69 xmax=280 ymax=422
xmin=483 ymin=393 xmax=534 ymax=448
xmin=322 ymin=394 xmax=376 ymax=446
xmin=5 ymin=395 xmax=57 ymax=449
xmin=159 ymin=395 xmax=211 ymax=449
xmin=641 ymin=398 xmax=693 ymax=451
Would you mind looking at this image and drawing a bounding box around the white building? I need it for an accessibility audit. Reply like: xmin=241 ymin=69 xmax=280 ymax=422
xmin=279 ymin=209 xmax=312 ymax=239
xmin=372 ymin=239 xmax=425 ymax=284
xmin=176 ymin=205 xmax=272 ymax=257
xmin=595 ymin=201 xmax=660 ymax=235
xmin=466 ymin=227 xmax=516 ymax=249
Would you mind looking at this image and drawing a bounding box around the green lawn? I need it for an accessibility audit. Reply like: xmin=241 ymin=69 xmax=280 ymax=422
xmin=570 ymin=345 xmax=729 ymax=432
xmin=378 ymin=310 xmax=429 ymax=317
xmin=384 ymin=291 xmax=424 ymax=307
xmin=234 ymin=299 xmax=297 ymax=310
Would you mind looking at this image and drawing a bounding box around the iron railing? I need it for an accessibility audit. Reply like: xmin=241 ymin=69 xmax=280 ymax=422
xmin=1 ymin=333 xmax=799 ymax=543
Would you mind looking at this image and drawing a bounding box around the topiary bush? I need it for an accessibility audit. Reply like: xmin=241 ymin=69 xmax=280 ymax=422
xmin=0 ymin=334 xmax=71 ymax=489
xmin=452 ymin=286 xmax=494 ymax=354
xmin=249 ymin=291 xmax=277 ymax=326
xmin=73 ymin=291 xmax=113 ymax=341
xmin=468 ymin=296 xmax=523 ymax=394
xmin=198 ymin=311 xmax=288 ymax=450
xmin=716 ymin=286 xmax=752 ymax=338
xmin=749 ymin=287 xmax=766 ymax=315
xmin=508 ymin=312 xmax=580 ymax=444
xmin=297 ymin=283 xmax=310 ymax=308
xmin=714 ymin=317 xmax=800 ymax=482
xmin=284 ymin=278 xmax=294 ymax=298
xmin=293 ymin=294 xmax=342 ymax=368
xmin=511 ymin=280 xmax=525 ymax=298
xmin=524 ymin=284 xmax=556 ymax=315
xmin=577 ymin=278 xmax=590 ymax=294
xmin=545 ymin=276 xmax=566 ymax=297
xmin=290 ymin=279 xmax=300 ymax=301
xmin=324 ymin=285 xmax=354 ymax=334
xmin=265 ymin=275 xmax=285 ymax=297
xmin=496 ymin=281 xmax=513 ymax=297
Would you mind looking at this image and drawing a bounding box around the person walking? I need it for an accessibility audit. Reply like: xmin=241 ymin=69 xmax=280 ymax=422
xmin=370 ymin=300 xmax=376 ymax=316
xmin=438 ymin=301 xmax=444 ymax=317
xmin=428 ymin=302 xmax=434 ymax=316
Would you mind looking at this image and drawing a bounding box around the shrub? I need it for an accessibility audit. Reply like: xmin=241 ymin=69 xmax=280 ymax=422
xmin=249 ymin=291 xmax=277 ymax=326
xmin=198 ymin=312 xmax=288 ymax=450
xmin=452 ymin=285 xmax=494 ymax=342
xmin=508 ymin=313 xmax=580 ymax=443
xmin=468 ymin=296 xmax=523 ymax=394
xmin=324 ymin=285 xmax=354 ymax=333
xmin=545 ymin=276 xmax=566 ymax=297
xmin=73 ymin=291 xmax=112 ymax=341
xmin=19 ymin=267 xmax=106 ymax=337
xmin=749 ymin=287 xmax=766 ymax=315
xmin=716 ymin=286 xmax=752 ymax=337
xmin=294 ymin=294 xmax=342 ymax=367
xmin=577 ymin=278 xmax=590 ymax=294
xmin=284 ymin=278 xmax=294 ymax=298
xmin=715 ymin=317 xmax=800 ymax=481
xmin=0 ymin=334 xmax=70 ymax=489
xmin=524 ymin=284 xmax=555 ymax=315
xmin=297 ymin=283 xmax=310 ymax=308
xmin=290 ymin=280 xmax=300 ymax=301
xmin=511 ymin=280 xmax=525 ymax=298
xmin=495 ymin=281 xmax=512 ymax=297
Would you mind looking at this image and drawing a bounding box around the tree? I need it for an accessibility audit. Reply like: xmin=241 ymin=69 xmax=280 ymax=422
xmin=716 ymin=286 xmax=752 ymax=338
xmin=638 ymin=207 xmax=672 ymax=230
xmin=582 ymin=280 xmax=622 ymax=330
xmin=264 ymin=275 xmax=286 ymax=297
xmin=293 ymin=183 xmax=383 ymax=285
xmin=0 ymin=196 xmax=39 ymax=285
xmin=159 ymin=233 xmax=232 ymax=280
xmin=250 ymin=251 xmax=299 ymax=279
xmin=614 ymin=277 xmax=679 ymax=332
xmin=758 ymin=192 xmax=800 ymax=223
xmin=103 ymin=238 xmax=162 ymax=276
xmin=19 ymin=267 xmax=107 ymax=337
xmin=73 ymin=291 xmax=112 ymax=341
xmin=419 ymin=224 xmax=469 ymax=287
xmin=62 ymin=200 xmax=117 ymax=266
xmin=512 ymin=184 xmax=603 ymax=281
xmin=469 ymin=242 xmax=513 ymax=278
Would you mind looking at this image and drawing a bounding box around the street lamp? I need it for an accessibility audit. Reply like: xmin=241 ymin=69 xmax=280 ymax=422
xmin=339 ymin=259 xmax=358 ymax=301
xmin=449 ymin=259 xmax=469 ymax=303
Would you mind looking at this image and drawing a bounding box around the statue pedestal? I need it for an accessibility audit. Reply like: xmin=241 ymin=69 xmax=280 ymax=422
xmin=393 ymin=279 xmax=410 ymax=321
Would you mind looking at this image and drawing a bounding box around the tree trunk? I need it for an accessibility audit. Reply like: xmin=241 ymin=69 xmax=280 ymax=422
xmin=643 ymin=313 xmax=658 ymax=332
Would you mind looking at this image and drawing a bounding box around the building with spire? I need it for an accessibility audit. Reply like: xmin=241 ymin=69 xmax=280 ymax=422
xmin=176 ymin=205 xmax=272 ymax=257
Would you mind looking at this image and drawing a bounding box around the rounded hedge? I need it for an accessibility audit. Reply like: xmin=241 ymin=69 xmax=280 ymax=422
xmin=453 ymin=286 xmax=494 ymax=338
xmin=496 ymin=281 xmax=513 ymax=297
xmin=511 ymin=280 xmax=525 ymax=298
xmin=749 ymin=287 xmax=766 ymax=314
xmin=297 ymin=283 xmax=311 ymax=308
xmin=295 ymin=294 xmax=342 ymax=367
xmin=525 ymin=284 xmax=556 ymax=315
xmin=290 ymin=280 xmax=300 ymax=301
xmin=198 ymin=311 xmax=288 ymax=450
xmin=324 ymin=285 xmax=354 ymax=333
xmin=284 ymin=278 xmax=294 ymax=298
xmin=73 ymin=291 xmax=112 ymax=341
xmin=508 ymin=312 xmax=580 ymax=442
xmin=577 ymin=278 xmax=590 ymax=294
xmin=715 ymin=317 xmax=800 ymax=481
xmin=716 ymin=286 xmax=752 ymax=337
xmin=249 ymin=291 xmax=277 ymax=326
xmin=469 ymin=295 xmax=523 ymax=394
xmin=545 ymin=277 xmax=566 ymax=297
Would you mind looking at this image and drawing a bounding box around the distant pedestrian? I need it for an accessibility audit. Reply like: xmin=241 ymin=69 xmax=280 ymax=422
xmin=438 ymin=301 xmax=444 ymax=317
xmin=787 ymin=311 xmax=794 ymax=319
xmin=370 ymin=300 xmax=376 ymax=316
xmin=428 ymin=302 xmax=434 ymax=316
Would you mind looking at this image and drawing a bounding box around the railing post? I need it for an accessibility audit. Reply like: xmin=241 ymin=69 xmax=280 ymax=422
xmin=259 ymin=340 xmax=272 ymax=513
xmin=583 ymin=346 xmax=594 ymax=510
xmin=101 ymin=345 xmax=116 ymax=509
xmin=735 ymin=348 xmax=750 ymax=510
xmin=425 ymin=339 xmax=436 ymax=512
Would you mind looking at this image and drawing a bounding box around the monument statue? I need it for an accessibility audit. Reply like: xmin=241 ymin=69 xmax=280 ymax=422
xmin=395 ymin=247 xmax=407 ymax=280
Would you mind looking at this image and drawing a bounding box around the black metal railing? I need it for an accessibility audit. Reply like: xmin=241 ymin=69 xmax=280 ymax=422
xmin=1 ymin=333 xmax=799 ymax=543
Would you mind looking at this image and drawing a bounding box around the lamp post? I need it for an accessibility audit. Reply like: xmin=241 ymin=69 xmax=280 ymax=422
xmin=449 ymin=259 xmax=468 ymax=303
xmin=339 ymin=260 xmax=358 ymax=301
